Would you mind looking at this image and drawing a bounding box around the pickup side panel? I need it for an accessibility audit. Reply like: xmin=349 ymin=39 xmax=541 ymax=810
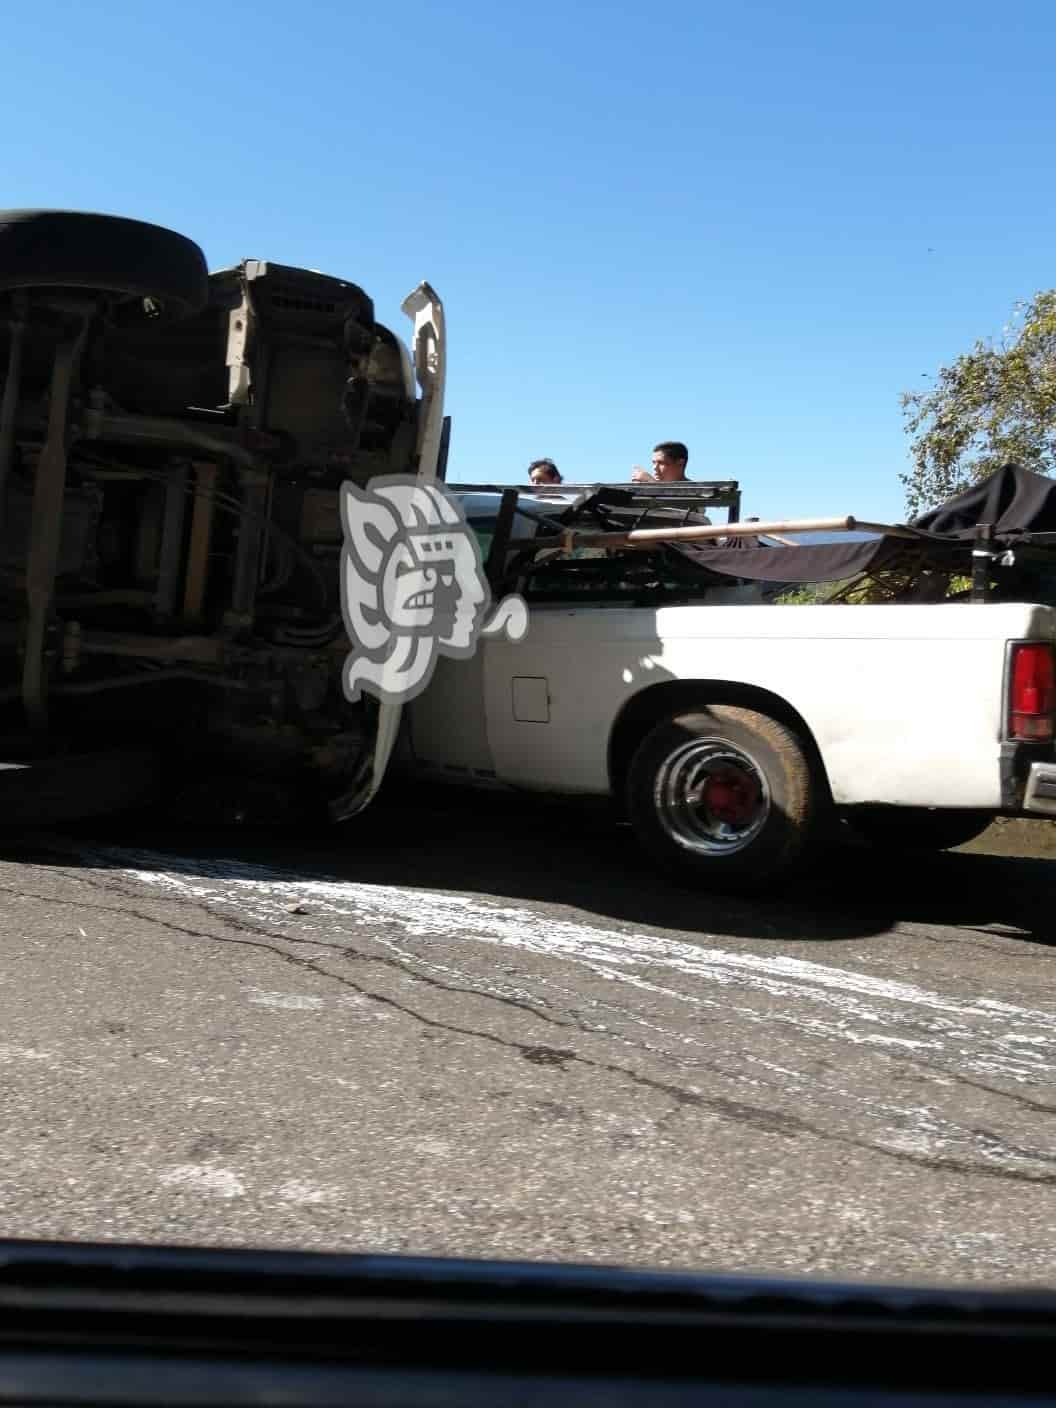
xmin=408 ymin=651 xmax=494 ymax=777
xmin=471 ymin=602 xmax=1056 ymax=809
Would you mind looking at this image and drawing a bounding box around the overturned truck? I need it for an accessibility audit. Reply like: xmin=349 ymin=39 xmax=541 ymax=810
xmin=0 ymin=209 xmax=446 ymax=821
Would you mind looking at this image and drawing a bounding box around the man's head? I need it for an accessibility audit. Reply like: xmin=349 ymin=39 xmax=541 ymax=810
xmin=651 ymin=441 xmax=689 ymax=482
xmin=528 ymin=458 xmax=562 ymax=485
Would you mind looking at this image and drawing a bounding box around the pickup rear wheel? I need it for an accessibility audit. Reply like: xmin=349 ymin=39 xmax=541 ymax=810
xmin=847 ymin=806 xmax=994 ymax=853
xmin=626 ymin=706 xmax=817 ymax=888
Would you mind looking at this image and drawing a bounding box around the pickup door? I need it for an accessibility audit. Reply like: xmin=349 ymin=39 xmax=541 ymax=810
xmin=405 ymin=493 xmax=547 ymax=785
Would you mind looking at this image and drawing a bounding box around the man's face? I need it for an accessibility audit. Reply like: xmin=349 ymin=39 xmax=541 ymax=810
xmin=651 ymin=451 xmax=686 ymax=482
xmin=530 ymin=467 xmax=557 ymax=486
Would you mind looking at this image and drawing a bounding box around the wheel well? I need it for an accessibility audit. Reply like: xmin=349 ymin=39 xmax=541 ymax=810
xmin=607 ymin=681 xmax=832 ymax=809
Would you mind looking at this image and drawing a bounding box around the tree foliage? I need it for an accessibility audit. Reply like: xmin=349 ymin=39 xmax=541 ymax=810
xmin=900 ymin=290 xmax=1056 ymax=516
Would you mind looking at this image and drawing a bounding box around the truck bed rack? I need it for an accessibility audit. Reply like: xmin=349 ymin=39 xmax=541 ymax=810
xmin=446 ymin=480 xmax=743 ymax=522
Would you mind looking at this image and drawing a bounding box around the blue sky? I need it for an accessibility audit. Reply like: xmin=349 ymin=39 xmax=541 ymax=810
xmin=4 ymin=0 xmax=1054 ymax=522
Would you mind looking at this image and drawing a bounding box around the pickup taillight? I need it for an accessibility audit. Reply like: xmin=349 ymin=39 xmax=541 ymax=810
xmin=1008 ymin=642 xmax=1055 ymax=742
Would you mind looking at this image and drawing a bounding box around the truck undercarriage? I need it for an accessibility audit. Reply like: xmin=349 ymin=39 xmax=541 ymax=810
xmin=0 ymin=210 xmax=443 ymax=821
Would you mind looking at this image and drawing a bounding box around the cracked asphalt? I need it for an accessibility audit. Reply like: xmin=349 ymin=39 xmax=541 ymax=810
xmin=1 ymin=786 xmax=1055 ymax=1287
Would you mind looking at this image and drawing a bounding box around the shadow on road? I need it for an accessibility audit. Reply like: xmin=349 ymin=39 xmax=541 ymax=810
xmin=7 ymin=783 xmax=1055 ymax=948
xmin=355 ymin=787 xmax=1056 ymax=948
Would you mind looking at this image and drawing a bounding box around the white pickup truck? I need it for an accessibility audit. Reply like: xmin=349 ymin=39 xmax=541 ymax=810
xmin=401 ymin=483 xmax=1056 ymax=886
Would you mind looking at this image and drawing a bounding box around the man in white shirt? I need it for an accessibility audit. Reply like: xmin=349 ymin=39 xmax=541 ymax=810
xmin=631 ymin=441 xmax=690 ymax=483
xmin=630 ymin=441 xmax=712 ymax=527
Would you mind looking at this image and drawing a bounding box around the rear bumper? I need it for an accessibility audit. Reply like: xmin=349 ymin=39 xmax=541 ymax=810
xmin=1023 ymin=760 xmax=1056 ymax=816
xmin=1000 ymin=740 xmax=1056 ymax=812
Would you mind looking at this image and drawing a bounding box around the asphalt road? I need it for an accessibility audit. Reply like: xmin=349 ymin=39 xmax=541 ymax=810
xmin=2 ymin=787 xmax=1055 ymax=1288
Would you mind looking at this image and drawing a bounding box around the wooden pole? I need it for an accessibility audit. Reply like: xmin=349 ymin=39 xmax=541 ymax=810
xmin=558 ymin=515 xmax=918 ymax=552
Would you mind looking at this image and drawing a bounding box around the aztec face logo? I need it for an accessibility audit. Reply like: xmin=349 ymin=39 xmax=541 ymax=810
xmin=339 ymin=477 xmax=529 ymax=706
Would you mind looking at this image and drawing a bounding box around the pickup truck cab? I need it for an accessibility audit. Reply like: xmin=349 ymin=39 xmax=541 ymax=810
xmin=403 ymin=484 xmax=1056 ymax=886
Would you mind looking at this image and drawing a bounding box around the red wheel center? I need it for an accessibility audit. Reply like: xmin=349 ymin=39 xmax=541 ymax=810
xmin=701 ymin=770 xmax=759 ymax=825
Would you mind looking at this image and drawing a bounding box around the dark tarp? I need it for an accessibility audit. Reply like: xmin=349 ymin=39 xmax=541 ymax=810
xmin=669 ymin=536 xmax=897 ymax=585
xmin=910 ymin=463 xmax=1056 ymax=538
xmin=552 ymin=464 xmax=1055 ymax=588
xmin=563 ymin=487 xmax=899 ymax=586
xmin=668 ymin=464 xmax=1056 ymax=586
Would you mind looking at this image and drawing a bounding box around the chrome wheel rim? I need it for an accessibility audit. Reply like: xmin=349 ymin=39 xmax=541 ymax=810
xmin=654 ymin=738 xmax=771 ymax=855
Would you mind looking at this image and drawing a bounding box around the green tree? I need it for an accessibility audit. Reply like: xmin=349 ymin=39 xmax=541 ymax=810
xmin=900 ymin=290 xmax=1056 ymax=516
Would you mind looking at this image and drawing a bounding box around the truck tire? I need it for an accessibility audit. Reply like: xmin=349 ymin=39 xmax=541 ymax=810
xmin=626 ymin=705 xmax=817 ymax=889
xmin=0 ymin=746 xmax=163 ymax=825
xmin=0 ymin=209 xmax=208 ymax=318
xmin=847 ymin=806 xmax=994 ymax=853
